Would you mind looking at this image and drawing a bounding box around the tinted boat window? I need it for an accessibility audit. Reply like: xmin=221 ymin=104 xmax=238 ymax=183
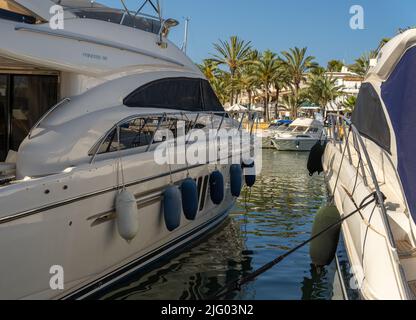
xmin=97 ymin=117 xmax=196 ymax=154
xmin=124 ymin=78 xmax=203 ymax=112
xmin=201 ymin=80 xmax=224 ymax=112
xmin=0 ymin=75 xmax=7 ymax=160
xmin=124 ymin=78 xmax=225 ymax=112
xmin=10 ymin=75 xmax=58 ymax=151
xmin=352 ymin=82 xmax=391 ymax=152
xmin=0 ymin=8 xmax=36 ymax=24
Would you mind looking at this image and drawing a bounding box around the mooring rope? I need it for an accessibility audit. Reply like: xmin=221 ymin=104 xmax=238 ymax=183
xmin=329 ymin=129 xmax=351 ymax=204
xmin=209 ymin=191 xmax=380 ymax=300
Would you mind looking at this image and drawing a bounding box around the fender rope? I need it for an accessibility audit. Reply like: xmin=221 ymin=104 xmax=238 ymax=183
xmin=209 ymin=191 xmax=381 ymax=300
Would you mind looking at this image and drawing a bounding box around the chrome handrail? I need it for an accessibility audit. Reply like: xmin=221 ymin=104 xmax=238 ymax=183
xmin=28 ymin=98 xmax=71 ymax=140
xmin=328 ymin=114 xmax=394 ymax=246
xmin=327 ymin=113 xmax=413 ymax=299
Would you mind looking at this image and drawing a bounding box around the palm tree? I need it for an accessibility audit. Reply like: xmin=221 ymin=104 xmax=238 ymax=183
xmin=238 ymin=70 xmax=257 ymax=108
xmin=272 ymin=61 xmax=291 ymax=118
xmin=342 ymin=95 xmax=357 ymax=115
xmin=306 ymin=73 xmax=343 ymax=116
xmin=281 ymin=89 xmax=305 ymax=120
xmin=349 ymin=51 xmax=377 ymax=77
xmin=212 ymin=36 xmax=253 ymax=105
xmin=378 ymin=38 xmax=390 ymax=50
xmin=281 ymin=47 xmax=318 ymax=96
xmin=198 ymin=59 xmax=219 ymax=81
xmin=254 ymin=50 xmax=280 ymax=121
xmin=210 ymin=74 xmax=231 ymax=105
xmin=310 ymin=66 xmax=326 ymax=76
xmin=327 ymin=60 xmax=344 ymax=72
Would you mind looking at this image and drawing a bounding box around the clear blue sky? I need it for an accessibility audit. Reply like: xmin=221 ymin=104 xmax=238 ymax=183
xmin=101 ymin=0 xmax=416 ymax=66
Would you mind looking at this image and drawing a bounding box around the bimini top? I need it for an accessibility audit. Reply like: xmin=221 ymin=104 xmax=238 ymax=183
xmin=352 ymin=28 xmax=416 ymax=222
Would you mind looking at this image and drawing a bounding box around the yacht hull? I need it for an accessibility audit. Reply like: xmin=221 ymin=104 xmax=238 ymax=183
xmin=323 ymin=141 xmax=412 ymax=300
xmin=62 ymin=204 xmax=231 ymax=300
xmin=0 ymin=158 xmax=236 ymax=300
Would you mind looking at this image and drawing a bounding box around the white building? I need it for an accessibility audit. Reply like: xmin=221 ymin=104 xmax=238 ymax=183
xmin=326 ymin=66 xmax=363 ymax=112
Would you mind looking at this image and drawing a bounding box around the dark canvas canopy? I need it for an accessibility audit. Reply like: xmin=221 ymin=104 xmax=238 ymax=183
xmin=381 ymin=46 xmax=416 ymax=221
xmin=123 ymin=77 xmax=224 ymax=113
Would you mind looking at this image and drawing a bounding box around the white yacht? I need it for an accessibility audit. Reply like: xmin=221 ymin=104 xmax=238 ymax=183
xmin=323 ymin=29 xmax=416 ymax=300
xmin=0 ymin=0 xmax=254 ymax=299
xmin=271 ymin=118 xmax=325 ymax=151
xmin=260 ymin=121 xmax=291 ymax=149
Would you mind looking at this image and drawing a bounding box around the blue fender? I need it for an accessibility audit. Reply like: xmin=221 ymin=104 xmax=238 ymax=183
xmin=181 ymin=178 xmax=199 ymax=221
xmin=230 ymin=164 xmax=243 ymax=197
xmin=163 ymin=185 xmax=181 ymax=231
xmin=242 ymin=160 xmax=256 ymax=187
xmin=209 ymin=170 xmax=224 ymax=205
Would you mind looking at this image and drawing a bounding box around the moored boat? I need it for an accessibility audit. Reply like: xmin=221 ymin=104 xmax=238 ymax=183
xmin=272 ymin=118 xmax=325 ymax=152
xmin=0 ymin=0 xmax=257 ymax=300
xmin=323 ymin=29 xmax=416 ymax=300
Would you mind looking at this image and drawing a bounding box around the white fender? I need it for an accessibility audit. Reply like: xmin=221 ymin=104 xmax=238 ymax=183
xmin=115 ymin=190 xmax=139 ymax=241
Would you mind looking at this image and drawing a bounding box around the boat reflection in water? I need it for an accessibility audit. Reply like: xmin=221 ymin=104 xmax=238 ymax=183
xmin=91 ymin=150 xmax=339 ymax=300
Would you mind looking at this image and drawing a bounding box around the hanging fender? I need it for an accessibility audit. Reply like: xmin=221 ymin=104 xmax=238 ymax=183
xmin=307 ymin=141 xmax=327 ymax=176
xmin=115 ymin=190 xmax=139 ymax=242
xmin=163 ymin=185 xmax=182 ymax=231
xmin=230 ymin=164 xmax=243 ymax=197
xmin=209 ymin=170 xmax=225 ymax=205
xmin=310 ymin=205 xmax=341 ymax=266
xmin=242 ymin=160 xmax=256 ymax=187
xmin=181 ymin=178 xmax=199 ymax=220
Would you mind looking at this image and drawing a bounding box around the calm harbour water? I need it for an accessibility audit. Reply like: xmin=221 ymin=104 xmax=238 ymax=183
xmin=93 ymin=149 xmax=341 ymax=300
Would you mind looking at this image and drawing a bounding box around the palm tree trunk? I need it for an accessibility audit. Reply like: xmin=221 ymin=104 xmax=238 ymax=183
xmin=265 ymin=90 xmax=270 ymax=122
xmin=230 ymin=68 xmax=236 ymax=106
xmin=248 ymin=90 xmax=252 ymax=109
xmin=274 ymin=87 xmax=280 ymax=119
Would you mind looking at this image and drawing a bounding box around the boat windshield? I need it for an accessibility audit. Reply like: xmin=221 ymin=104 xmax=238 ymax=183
xmin=292 ymin=126 xmax=308 ymax=133
xmin=58 ymin=1 xmax=162 ymax=34
xmin=276 ymin=124 xmax=290 ymax=131
xmin=307 ymin=127 xmax=319 ymax=133
xmin=71 ymin=8 xmax=161 ymax=34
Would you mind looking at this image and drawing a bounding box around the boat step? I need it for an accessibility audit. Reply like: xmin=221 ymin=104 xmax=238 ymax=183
xmin=397 ymin=240 xmax=416 ymax=258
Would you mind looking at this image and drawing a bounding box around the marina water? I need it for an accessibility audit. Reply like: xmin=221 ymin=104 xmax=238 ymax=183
xmin=92 ymin=150 xmax=341 ymax=300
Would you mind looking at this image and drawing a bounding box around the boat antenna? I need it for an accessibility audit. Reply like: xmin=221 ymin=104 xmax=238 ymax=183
xmin=181 ymin=17 xmax=190 ymax=54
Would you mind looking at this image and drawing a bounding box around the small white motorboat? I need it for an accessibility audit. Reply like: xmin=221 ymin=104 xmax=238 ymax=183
xmin=260 ymin=121 xmax=292 ymax=149
xmin=271 ymin=118 xmax=325 ymax=151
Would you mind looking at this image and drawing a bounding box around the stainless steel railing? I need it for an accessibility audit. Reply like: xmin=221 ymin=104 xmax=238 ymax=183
xmin=89 ymin=110 xmax=260 ymax=164
xmin=327 ymin=113 xmax=413 ymax=299
xmin=28 ymin=98 xmax=71 ymax=140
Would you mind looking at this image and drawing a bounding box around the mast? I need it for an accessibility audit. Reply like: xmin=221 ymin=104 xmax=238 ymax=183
xmin=182 ymin=17 xmax=190 ymax=54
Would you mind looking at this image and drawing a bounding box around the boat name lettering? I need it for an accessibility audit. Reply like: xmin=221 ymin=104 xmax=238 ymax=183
xmin=82 ymin=53 xmax=108 ymax=61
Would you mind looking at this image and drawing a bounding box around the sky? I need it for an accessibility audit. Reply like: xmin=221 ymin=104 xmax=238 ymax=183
xmin=100 ymin=0 xmax=416 ymax=66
